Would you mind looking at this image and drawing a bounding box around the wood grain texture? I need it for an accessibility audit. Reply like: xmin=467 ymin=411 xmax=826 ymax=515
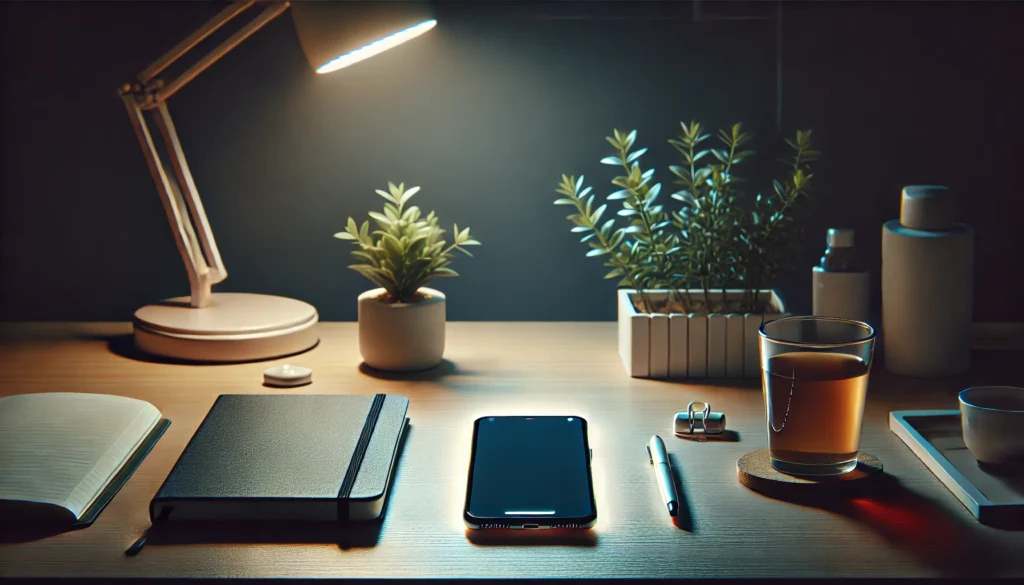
xmin=1 ymin=322 xmax=1023 ymax=579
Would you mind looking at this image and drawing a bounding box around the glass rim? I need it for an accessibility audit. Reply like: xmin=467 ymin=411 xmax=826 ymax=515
xmin=758 ymin=315 xmax=875 ymax=348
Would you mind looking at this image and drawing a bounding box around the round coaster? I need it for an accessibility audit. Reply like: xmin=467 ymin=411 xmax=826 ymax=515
xmin=737 ymin=449 xmax=883 ymax=499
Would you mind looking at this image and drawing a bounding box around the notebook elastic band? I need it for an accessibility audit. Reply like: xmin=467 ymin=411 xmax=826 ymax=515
xmin=337 ymin=393 xmax=386 ymax=521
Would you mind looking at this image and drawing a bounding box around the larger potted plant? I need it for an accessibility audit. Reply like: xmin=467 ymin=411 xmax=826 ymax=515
xmin=554 ymin=123 xmax=819 ymax=379
xmin=335 ymin=182 xmax=480 ymax=371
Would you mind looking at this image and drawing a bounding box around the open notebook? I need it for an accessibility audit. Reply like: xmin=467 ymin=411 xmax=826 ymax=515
xmin=0 ymin=392 xmax=169 ymax=526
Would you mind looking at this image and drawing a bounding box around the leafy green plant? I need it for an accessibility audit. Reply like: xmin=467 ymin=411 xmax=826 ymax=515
xmin=555 ymin=124 xmax=817 ymax=315
xmin=555 ymin=130 xmax=676 ymax=313
xmin=736 ymin=129 xmax=819 ymax=311
xmin=668 ymin=121 xmax=752 ymax=312
xmin=334 ymin=182 xmax=479 ymax=303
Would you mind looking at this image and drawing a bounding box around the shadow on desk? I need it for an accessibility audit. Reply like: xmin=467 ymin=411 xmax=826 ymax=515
xmin=105 ymin=334 xmax=319 ymax=365
xmin=0 ymin=523 xmax=82 ymax=544
xmin=465 ymin=528 xmax=598 ymax=547
xmin=359 ymin=359 xmax=460 ymax=381
xmin=138 ymin=520 xmax=382 ymax=549
xmin=668 ymin=453 xmax=696 ymax=532
xmin=768 ymin=473 xmax=1020 ymax=577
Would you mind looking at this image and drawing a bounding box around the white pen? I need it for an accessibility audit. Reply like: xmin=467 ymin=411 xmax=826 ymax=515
xmin=647 ymin=435 xmax=679 ymax=517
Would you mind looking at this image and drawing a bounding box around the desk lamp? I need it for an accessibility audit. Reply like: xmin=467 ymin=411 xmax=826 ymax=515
xmin=118 ymin=1 xmax=436 ymax=362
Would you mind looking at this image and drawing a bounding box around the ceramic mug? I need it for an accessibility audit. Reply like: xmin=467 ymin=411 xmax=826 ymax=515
xmin=959 ymin=386 xmax=1024 ymax=465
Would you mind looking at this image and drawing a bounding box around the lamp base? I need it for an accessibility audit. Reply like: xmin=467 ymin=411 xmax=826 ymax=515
xmin=133 ymin=293 xmax=319 ymax=363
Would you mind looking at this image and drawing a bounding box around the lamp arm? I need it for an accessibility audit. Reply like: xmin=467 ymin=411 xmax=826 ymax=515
xmin=153 ymin=2 xmax=290 ymax=104
xmin=121 ymin=1 xmax=289 ymax=308
xmin=137 ymin=0 xmax=257 ymax=85
xmin=121 ymin=95 xmax=217 ymax=307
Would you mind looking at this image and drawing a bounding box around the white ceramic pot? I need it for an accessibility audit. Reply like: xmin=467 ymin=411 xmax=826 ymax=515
xmin=358 ymin=287 xmax=446 ymax=371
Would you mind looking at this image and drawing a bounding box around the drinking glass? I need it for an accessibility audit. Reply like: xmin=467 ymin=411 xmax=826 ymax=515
xmin=758 ymin=316 xmax=876 ymax=476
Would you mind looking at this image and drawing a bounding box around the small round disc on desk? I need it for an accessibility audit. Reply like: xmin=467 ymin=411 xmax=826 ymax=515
xmin=263 ymin=364 xmax=312 ymax=388
xmin=737 ymin=449 xmax=883 ymax=499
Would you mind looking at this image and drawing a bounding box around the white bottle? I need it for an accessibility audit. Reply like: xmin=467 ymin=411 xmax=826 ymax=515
xmin=812 ymin=229 xmax=870 ymax=323
xmin=882 ymin=185 xmax=974 ymax=376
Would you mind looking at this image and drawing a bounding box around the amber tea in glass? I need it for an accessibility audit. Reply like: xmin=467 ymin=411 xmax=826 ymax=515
xmin=758 ymin=316 xmax=875 ymax=476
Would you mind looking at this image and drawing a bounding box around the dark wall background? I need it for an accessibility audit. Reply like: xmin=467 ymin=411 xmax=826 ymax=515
xmin=2 ymin=1 xmax=1022 ymax=322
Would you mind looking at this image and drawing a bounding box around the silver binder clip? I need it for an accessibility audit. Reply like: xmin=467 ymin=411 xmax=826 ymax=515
xmin=675 ymin=401 xmax=726 ymax=437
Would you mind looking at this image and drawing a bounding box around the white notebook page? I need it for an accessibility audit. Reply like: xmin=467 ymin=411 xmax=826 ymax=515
xmin=0 ymin=393 xmax=160 ymax=519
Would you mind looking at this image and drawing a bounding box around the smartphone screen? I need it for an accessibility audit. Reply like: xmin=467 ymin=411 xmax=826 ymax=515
xmin=465 ymin=416 xmax=595 ymax=526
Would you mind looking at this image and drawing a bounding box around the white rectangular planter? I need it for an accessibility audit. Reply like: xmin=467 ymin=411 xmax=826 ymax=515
xmin=618 ymin=289 xmax=788 ymax=379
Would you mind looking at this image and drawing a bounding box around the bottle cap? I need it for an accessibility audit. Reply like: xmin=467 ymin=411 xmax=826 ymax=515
xmin=827 ymin=228 xmax=855 ymax=248
xmin=901 ymin=185 xmax=955 ymax=230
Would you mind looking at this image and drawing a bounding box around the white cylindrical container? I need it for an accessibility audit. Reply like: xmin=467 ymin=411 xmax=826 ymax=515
xmin=358 ymin=287 xmax=446 ymax=371
xmin=812 ymin=229 xmax=870 ymax=323
xmin=882 ymin=186 xmax=974 ymax=376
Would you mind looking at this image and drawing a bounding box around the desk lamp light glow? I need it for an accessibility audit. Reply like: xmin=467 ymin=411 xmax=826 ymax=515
xmin=317 ymin=19 xmax=437 ymax=74
xmin=119 ymin=1 xmax=436 ymax=362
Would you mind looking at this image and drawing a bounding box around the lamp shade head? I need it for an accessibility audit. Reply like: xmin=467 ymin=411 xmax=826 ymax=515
xmin=291 ymin=1 xmax=436 ymax=74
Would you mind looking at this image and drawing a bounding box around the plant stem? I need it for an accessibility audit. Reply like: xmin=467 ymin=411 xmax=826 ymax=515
xmin=618 ymin=148 xmax=668 ymax=288
xmin=581 ymin=203 xmax=651 ymax=313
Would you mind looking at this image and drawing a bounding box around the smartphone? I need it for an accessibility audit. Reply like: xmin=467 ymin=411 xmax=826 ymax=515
xmin=463 ymin=415 xmax=597 ymax=530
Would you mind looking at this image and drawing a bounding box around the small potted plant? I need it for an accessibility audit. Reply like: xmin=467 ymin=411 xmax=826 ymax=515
xmin=555 ymin=123 xmax=818 ymax=379
xmin=335 ymin=182 xmax=480 ymax=371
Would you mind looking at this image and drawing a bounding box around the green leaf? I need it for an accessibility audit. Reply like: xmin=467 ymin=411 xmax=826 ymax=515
xmin=646 ymin=183 xmax=661 ymax=201
xmin=399 ymin=185 xmax=421 ymax=204
xmin=434 ymin=267 xmax=459 ymax=277
xmin=671 ymin=191 xmax=697 ymax=205
xmin=375 ymin=189 xmax=397 ymax=204
xmin=334 ymin=231 xmax=356 ymax=240
xmin=626 ymin=148 xmax=648 ymax=163
xmin=554 ymin=198 xmax=575 ymax=205
xmin=368 ymin=211 xmax=391 ymax=225
xmin=586 ymin=248 xmax=609 ymax=257
xmin=604 ymin=267 xmax=624 ymax=279
xmin=608 ymin=189 xmax=630 ymax=201
xmin=600 ymin=156 xmax=623 ymax=166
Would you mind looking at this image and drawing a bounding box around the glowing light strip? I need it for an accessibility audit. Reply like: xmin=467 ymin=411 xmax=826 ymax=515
xmin=504 ymin=510 xmax=556 ymax=515
xmin=316 ymin=19 xmax=437 ymax=74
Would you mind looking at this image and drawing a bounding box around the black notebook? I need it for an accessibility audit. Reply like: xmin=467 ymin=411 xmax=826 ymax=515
xmin=150 ymin=394 xmax=409 ymax=523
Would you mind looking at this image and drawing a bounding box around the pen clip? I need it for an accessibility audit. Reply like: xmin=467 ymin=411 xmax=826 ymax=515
xmin=646 ymin=444 xmax=653 ymax=464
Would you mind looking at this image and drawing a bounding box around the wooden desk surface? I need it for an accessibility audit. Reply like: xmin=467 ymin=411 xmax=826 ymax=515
xmin=1 ymin=322 xmax=1022 ymax=579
